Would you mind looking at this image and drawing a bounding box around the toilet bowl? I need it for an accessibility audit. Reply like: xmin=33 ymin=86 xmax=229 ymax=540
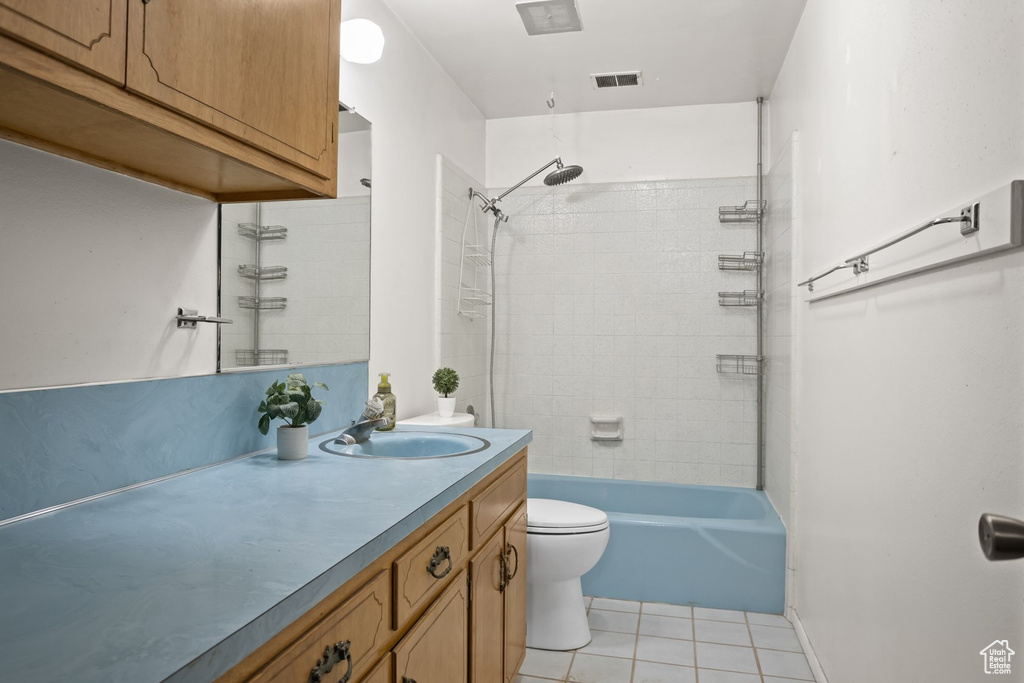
xmin=526 ymin=498 xmax=610 ymax=651
xmin=397 ymin=411 xmax=475 ymax=427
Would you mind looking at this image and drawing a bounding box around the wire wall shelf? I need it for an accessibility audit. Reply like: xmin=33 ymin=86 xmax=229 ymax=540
xmin=458 ymin=187 xmax=492 ymax=321
xmin=718 ymin=200 xmax=766 ymax=223
xmin=718 ymin=251 xmax=763 ymax=271
xmin=463 ymin=245 xmax=492 ymax=267
xmin=235 ymin=349 xmax=289 ymax=366
xmin=238 ymin=296 xmax=287 ymax=310
xmin=237 ymin=223 xmax=288 ymax=241
xmin=238 ymin=264 xmax=288 ymax=281
xmin=718 ymin=290 xmax=763 ymax=307
xmin=460 ymin=288 xmax=492 ymax=306
xmin=716 ymin=354 xmax=763 ymax=375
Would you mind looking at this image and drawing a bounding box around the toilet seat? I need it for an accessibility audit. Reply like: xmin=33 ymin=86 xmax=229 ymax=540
xmin=527 ymin=498 xmax=609 ymax=535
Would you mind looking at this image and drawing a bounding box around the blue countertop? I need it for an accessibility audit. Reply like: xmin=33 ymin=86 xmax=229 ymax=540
xmin=0 ymin=426 xmax=531 ymax=683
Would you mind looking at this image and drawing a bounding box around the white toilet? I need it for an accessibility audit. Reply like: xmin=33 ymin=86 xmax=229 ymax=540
xmin=397 ymin=411 xmax=475 ymax=427
xmin=526 ymin=498 xmax=610 ymax=651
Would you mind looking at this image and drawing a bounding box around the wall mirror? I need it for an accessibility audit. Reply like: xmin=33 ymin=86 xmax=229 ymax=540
xmin=219 ymin=108 xmax=371 ymax=370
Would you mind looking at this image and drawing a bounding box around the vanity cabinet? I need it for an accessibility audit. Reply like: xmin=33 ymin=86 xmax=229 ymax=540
xmin=0 ymin=0 xmax=127 ymax=83
xmin=125 ymin=0 xmax=337 ymax=179
xmin=0 ymin=0 xmax=340 ymax=201
xmin=218 ymin=448 xmax=528 ymax=683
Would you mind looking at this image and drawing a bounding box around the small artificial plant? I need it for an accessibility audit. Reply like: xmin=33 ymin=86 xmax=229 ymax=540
xmin=431 ymin=367 xmax=460 ymax=398
xmin=258 ymin=373 xmax=329 ymax=435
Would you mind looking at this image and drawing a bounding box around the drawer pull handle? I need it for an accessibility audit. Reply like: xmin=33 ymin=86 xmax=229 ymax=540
xmin=308 ymin=640 xmax=352 ymax=683
xmin=505 ymin=543 xmax=520 ymax=583
xmin=426 ymin=545 xmax=453 ymax=579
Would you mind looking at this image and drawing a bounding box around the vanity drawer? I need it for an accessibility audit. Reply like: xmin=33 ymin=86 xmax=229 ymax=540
xmin=247 ymin=570 xmax=391 ymax=683
xmin=393 ymin=505 xmax=470 ymax=627
xmin=469 ymin=453 xmax=527 ymax=549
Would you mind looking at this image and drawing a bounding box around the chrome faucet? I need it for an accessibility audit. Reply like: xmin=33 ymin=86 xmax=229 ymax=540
xmin=335 ymin=417 xmax=390 ymax=445
xmin=335 ymin=397 xmax=388 ymax=445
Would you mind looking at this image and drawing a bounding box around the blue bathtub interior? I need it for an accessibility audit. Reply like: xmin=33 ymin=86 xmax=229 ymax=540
xmin=528 ymin=473 xmax=786 ymax=614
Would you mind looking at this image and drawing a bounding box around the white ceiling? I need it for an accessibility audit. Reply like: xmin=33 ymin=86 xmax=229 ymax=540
xmin=381 ymin=0 xmax=808 ymax=119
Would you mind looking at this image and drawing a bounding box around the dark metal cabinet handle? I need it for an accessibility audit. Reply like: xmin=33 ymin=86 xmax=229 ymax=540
xmin=498 ymin=551 xmax=508 ymax=593
xmin=426 ymin=545 xmax=453 ymax=579
xmin=402 ymin=678 xmax=418 ymax=683
xmin=505 ymin=544 xmax=520 ymax=582
xmin=308 ymin=640 xmax=352 ymax=683
xmin=979 ymin=513 xmax=1024 ymax=561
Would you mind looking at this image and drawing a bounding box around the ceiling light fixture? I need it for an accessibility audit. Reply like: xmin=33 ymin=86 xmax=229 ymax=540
xmin=339 ymin=19 xmax=385 ymax=64
xmin=515 ymin=0 xmax=583 ymax=36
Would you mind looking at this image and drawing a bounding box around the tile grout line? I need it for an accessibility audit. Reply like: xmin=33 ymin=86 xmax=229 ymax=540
xmin=692 ymin=606 xmax=700 ymax=683
xmin=629 ymin=604 xmax=640 ymax=683
xmin=745 ymin=611 xmax=766 ymax=682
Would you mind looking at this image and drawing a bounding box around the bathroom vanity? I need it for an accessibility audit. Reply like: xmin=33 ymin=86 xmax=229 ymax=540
xmin=0 ymin=427 xmax=530 ymax=683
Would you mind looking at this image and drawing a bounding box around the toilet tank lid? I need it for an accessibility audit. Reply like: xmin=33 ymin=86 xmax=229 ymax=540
xmin=397 ymin=412 xmax=475 ymax=427
xmin=527 ymin=498 xmax=608 ymax=529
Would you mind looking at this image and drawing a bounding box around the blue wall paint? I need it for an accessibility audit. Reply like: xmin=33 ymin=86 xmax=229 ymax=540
xmin=0 ymin=363 xmax=368 ymax=521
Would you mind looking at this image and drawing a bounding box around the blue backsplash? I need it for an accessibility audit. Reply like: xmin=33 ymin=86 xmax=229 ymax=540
xmin=0 ymin=362 xmax=368 ymax=522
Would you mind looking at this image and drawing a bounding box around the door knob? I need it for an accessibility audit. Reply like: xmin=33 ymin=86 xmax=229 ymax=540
xmin=979 ymin=513 xmax=1024 ymax=561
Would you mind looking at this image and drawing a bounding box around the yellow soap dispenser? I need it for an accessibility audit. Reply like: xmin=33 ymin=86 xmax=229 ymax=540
xmin=374 ymin=372 xmax=396 ymax=431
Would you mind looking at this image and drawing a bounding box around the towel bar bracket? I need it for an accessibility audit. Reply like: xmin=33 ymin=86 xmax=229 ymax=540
xmin=960 ymin=202 xmax=981 ymax=236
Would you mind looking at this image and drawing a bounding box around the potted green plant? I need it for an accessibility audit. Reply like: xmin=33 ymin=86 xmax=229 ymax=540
xmin=431 ymin=366 xmax=460 ymax=418
xmin=258 ymin=373 xmax=329 ymax=460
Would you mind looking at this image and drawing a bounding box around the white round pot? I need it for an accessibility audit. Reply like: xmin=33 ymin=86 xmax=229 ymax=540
xmin=437 ymin=397 xmax=457 ymax=418
xmin=277 ymin=425 xmax=309 ymax=460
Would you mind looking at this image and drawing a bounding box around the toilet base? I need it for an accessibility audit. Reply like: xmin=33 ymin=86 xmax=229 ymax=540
xmin=526 ymin=577 xmax=592 ymax=651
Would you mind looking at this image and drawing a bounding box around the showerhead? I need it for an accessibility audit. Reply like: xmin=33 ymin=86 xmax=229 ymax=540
xmin=544 ymin=160 xmax=583 ymax=186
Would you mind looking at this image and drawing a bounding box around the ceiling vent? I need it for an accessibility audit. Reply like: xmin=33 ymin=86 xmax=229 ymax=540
xmin=591 ymin=71 xmax=644 ymax=89
xmin=515 ymin=0 xmax=583 ymax=35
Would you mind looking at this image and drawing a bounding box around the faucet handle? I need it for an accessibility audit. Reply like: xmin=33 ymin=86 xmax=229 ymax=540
xmin=362 ymin=397 xmax=385 ymax=421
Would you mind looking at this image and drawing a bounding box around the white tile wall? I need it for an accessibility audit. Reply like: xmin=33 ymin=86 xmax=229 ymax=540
xmin=492 ymin=178 xmax=761 ymax=487
xmin=764 ymin=132 xmax=799 ymax=613
xmin=436 ymin=157 xmax=489 ymax=419
xmin=764 ymin=136 xmax=796 ymax=521
xmin=220 ymin=197 xmax=370 ymax=369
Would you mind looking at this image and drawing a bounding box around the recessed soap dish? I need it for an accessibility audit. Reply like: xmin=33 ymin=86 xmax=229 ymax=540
xmin=591 ymin=416 xmax=623 ymax=441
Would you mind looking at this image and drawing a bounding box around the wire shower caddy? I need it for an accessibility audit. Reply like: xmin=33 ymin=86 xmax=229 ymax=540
xmin=457 ymin=187 xmax=492 ymax=320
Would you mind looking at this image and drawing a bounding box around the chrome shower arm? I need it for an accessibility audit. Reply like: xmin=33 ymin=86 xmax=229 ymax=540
xmin=494 ymin=157 xmax=562 ymax=204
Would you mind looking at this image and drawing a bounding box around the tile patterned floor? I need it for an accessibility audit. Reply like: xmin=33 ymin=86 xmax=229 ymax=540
xmin=516 ymin=598 xmax=814 ymax=683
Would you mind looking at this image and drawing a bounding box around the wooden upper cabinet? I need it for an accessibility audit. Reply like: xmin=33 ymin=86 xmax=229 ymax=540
xmin=0 ymin=0 xmax=127 ymax=83
xmin=126 ymin=0 xmax=339 ymax=179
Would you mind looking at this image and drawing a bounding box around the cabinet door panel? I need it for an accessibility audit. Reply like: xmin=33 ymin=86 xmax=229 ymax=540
xmin=503 ymin=504 xmax=527 ymax=683
xmin=0 ymin=0 xmax=127 ymax=83
xmin=469 ymin=532 xmax=505 ymax=683
xmin=361 ymin=655 xmax=391 ymax=683
xmin=393 ymin=571 xmax=468 ymax=683
xmin=126 ymin=0 xmax=338 ymax=178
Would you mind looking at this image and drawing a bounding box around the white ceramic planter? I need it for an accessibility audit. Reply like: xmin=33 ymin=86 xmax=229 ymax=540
xmin=437 ymin=397 xmax=457 ymax=418
xmin=277 ymin=425 xmax=309 ymax=460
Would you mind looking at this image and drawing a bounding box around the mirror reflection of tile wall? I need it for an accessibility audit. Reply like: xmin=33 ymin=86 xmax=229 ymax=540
xmin=219 ymin=113 xmax=371 ymax=370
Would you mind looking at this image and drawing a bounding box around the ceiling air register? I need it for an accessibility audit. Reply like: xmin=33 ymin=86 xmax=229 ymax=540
xmin=515 ymin=0 xmax=583 ymax=35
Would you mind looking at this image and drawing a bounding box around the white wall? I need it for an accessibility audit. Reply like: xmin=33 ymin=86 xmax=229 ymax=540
xmin=764 ymin=131 xmax=801 ymax=617
xmin=486 ymin=102 xmax=763 ymax=189
xmin=338 ymin=0 xmax=486 ymax=418
xmin=0 ymin=140 xmax=218 ymax=391
xmin=771 ymin=1 xmax=1024 ymax=680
